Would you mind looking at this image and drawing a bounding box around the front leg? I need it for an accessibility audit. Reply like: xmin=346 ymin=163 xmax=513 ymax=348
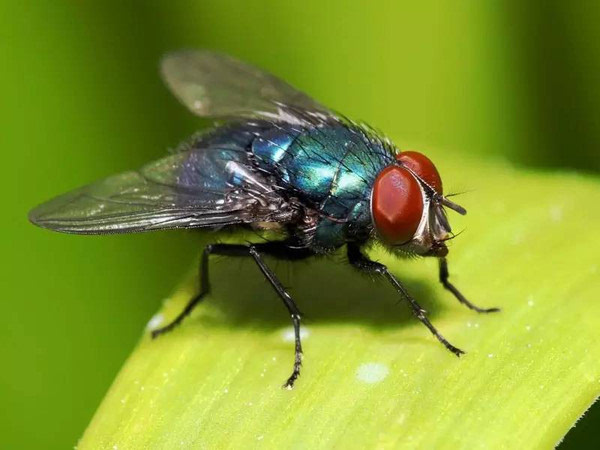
xmin=439 ymin=257 xmax=500 ymax=313
xmin=347 ymin=243 xmax=464 ymax=357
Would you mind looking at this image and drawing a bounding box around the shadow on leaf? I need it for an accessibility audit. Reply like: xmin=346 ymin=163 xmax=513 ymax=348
xmin=173 ymin=249 xmax=462 ymax=333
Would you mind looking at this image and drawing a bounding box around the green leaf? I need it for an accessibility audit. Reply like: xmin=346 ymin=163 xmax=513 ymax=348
xmin=79 ymin=155 xmax=600 ymax=449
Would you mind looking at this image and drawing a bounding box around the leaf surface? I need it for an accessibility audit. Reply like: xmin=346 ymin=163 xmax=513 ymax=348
xmin=79 ymin=154 xmax=600 ymax=449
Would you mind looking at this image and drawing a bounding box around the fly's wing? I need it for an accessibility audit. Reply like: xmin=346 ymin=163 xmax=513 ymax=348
xmin=29 ymin=51 xmax=326 ymax=235
xmin=161 ymin=50 xmax=332 ymax=121
xmin=28 ymin=149 xmax=291 ymax=234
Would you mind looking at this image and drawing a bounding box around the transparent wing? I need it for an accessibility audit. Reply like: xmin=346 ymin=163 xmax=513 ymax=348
xmin=28 ymin=150 xmax=291 ymax=235
xmin=161 ymin=50 xmax=332 ymax=120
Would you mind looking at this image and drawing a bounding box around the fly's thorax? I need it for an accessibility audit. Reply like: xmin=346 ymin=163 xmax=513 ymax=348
xmin=250 ymin=123 xmax=394 ymax=251
xmin=370 ymin=151 xmax=463 ymax=257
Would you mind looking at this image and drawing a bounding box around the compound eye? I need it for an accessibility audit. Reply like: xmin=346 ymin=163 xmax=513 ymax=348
xmin=372 ymin=166 xmax=424 ymax=245
xmin=396 ymin=151 xmax=443 ymax=194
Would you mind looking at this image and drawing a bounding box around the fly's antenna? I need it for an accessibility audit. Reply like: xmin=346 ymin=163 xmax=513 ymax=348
xmin=441 ymin=190 xmax=474 ymax=215
xmin=432 ymin=192 xmax=467 ymax=216
xmin=438 ymin=195 xmax=467 ymax=215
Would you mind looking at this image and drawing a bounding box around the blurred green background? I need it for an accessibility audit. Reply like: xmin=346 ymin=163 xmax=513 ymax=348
xmin=1 ymin=1 xmax=599 ymax=449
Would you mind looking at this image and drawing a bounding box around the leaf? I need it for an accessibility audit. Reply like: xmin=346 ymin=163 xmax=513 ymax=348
xmin=78 ymin=154 xmax=600 ymax=449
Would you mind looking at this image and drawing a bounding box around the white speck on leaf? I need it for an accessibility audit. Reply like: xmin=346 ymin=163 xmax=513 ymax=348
xmin=281 ymin=327 xmax=310 ymax=342
xmin=488 ymin=354 xmax=494 ymax=358
xmin=356 ymin=362 xmax=390 ymax=384
xmin=528 ymin=299 xmax=535 ymax=307
xmin=549 ymin=205 xmax=563 ymax=222
xmin=525 ymin=325 xmax=531 ymax=332
xmin=512 ymin=231 xmax=525 ymax=245
xmin=146 ymin=313 xmax=164 ymax=330
xmin=257 ymin=435 xmax=264 ymax=441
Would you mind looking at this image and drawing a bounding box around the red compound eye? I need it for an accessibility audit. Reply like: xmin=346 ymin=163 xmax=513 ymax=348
xmin=396 ymin=151 xmax=443 ymax=194
xmin=372 ymin=166 xmax=424 ymax=245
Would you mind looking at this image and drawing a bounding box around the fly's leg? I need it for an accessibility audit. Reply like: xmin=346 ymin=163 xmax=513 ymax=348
xmin=254 ymin=242 xmax=313 ymax=387
xmin=245 ymin=243 xmax=308 ymax=389
xmin=153 ymin=242 xmax=310 ymax=389
xmin=439 ymin=257 xmax=500 ymax=313
xmin=347 ymin=243 xmax=464 ymax=357
xmin=151 ymin=244 xmax=215 ymax=338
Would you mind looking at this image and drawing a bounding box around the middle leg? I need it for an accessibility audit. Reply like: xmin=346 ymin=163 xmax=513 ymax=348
xmin=347 ymin=243 xmax=464 ymax=356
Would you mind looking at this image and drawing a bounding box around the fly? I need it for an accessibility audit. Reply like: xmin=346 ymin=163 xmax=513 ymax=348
xmin=29 ymin=50 xmax=499 ymax=389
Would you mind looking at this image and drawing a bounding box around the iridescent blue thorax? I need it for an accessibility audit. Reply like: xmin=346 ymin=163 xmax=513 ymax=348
xmin=252 ymin=123 xmax=395 ymax=250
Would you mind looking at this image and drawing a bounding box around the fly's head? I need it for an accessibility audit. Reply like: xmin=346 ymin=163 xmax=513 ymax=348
xmin=370 ymin=151 xmax=466 ymax=257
